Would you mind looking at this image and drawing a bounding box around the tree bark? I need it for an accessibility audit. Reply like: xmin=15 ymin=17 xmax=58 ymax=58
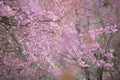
xmin=96 ymin=67 xmax=103 ymax=80
xmin=84 ymin=68 xmax=91 ymax=80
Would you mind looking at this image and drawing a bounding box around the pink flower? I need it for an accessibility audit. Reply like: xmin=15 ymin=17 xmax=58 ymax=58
xmin=0 ymin=3 xmax=15 ymax=16
xmin=104 ymin=63 xmax=113 ymax=69
xmin=105 ymin=53 xmax=114 ymax=59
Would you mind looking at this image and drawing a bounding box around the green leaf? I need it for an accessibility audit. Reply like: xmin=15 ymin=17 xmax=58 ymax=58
xmin=20 ymin=54 xmax=28 ymax=62
xmin=103 ymin=1 xmax=110 ymax=7
xmin=15 ymin=48 xmax=29 ymax=62
xmin=54 ymin=61 xmax=61 ymax=68
xmin=1 ymin=16 xmax=10 ymax=24
xmin=1 ymin=16 xmax=17 ymax=25
xmin=30 ymin=62 xmax=37 ymax=68
xmin=4 ymin=42 xmax=11 ymax=50
xmin=17 ymin=48 xmax=23 ymax=54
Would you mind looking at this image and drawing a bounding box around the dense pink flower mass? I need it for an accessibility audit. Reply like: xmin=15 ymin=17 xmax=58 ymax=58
xmin=0 ymin=0 xmax=120 ymax=80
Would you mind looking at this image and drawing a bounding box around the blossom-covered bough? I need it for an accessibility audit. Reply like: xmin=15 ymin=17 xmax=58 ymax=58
xmin=0 ymin=0 xmax=120 ymax=80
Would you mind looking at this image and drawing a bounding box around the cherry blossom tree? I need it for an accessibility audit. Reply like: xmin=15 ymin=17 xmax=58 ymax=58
xmin=0 ymin=0 xmax=120 ymax=80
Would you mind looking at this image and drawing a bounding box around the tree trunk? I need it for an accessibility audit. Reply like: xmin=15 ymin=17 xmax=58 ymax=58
xmin=96 ymin=67 xmax=103 ymax=80
xmin=84 ymin=68 xmax=91 ymax=80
